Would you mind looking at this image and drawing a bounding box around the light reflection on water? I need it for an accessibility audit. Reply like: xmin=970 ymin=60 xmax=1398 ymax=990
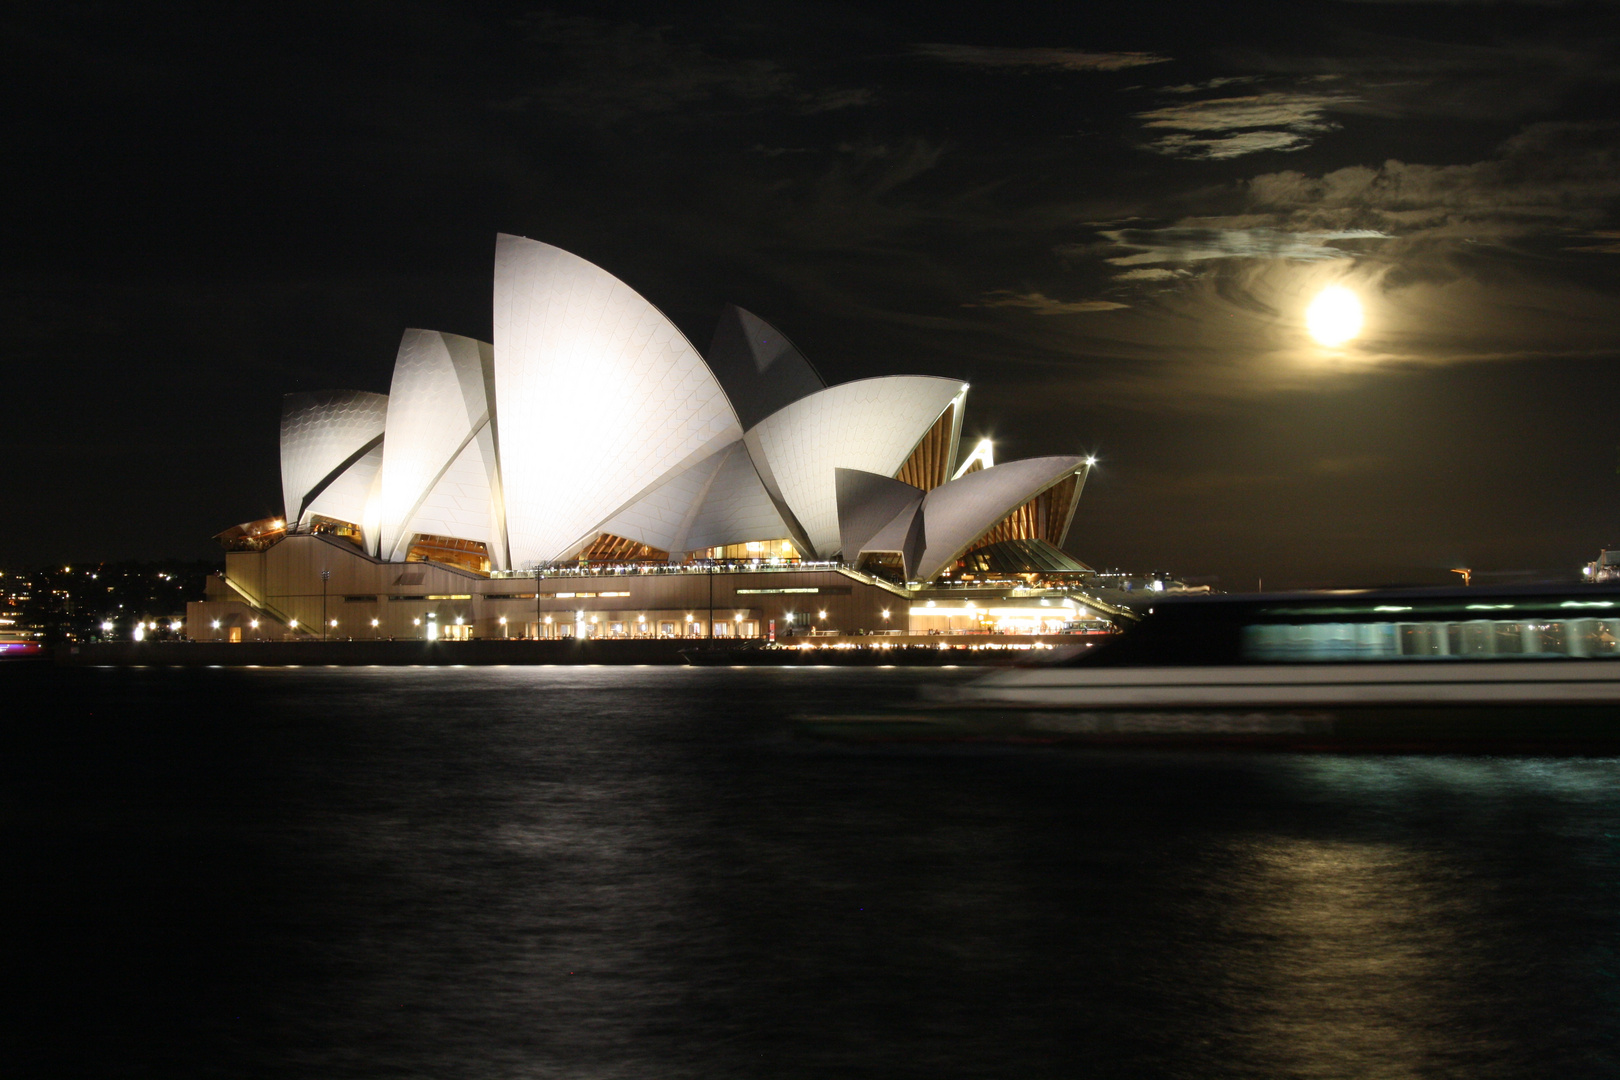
xmin=1215 ymin=837 xmax=1490 ymax=1078
xmin=9 ymin=665 xmax=1620 ymax=1078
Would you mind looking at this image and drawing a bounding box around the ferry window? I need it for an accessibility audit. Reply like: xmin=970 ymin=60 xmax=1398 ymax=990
xmin=1244 ymin=618 xmax=1620 ymax=662
xmin=1455 ymin=622 xmax=1495 ymax=656
xmin=1399 ymin=624 xmax=1446 ymax=657
xmin=1244 ymin=622 xmax=1398 ymax=661
xmin=1577 ymin=619 xmax=1620 ymax=655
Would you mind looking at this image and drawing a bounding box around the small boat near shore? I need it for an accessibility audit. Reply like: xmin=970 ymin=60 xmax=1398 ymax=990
xmin=801 ymin=584 xmax=1620 ymax=750
xmin=0 ymin=632 xmax=45 ymax=660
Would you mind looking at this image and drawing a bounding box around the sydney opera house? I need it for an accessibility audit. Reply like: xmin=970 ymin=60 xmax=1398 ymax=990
xmin=192 ymin=235 xmax=1103 ymax=641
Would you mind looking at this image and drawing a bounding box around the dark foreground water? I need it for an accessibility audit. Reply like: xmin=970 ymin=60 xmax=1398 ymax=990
xmin=7 ymin=665 xmax=1620 ymax=1078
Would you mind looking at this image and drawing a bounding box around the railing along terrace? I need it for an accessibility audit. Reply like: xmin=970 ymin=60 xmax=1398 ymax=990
xmin=492 ymin=559 xmax=843 ymax=579
xmin=489 ymin=560 xmax=903 ymax=590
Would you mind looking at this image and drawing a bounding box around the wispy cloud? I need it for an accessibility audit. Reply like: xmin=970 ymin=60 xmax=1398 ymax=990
xmin=1568 ymin=230 xmax=1620 ymax=254
xmin=1114 ymin=268 xmax=1187 ymax=281
xmin=1138 ymin=93 xmax=1351 ymax=132
xmin=912 ymin=44 xmax=1170 ymax=72
xmin=1148 ymin=130 xmax=1317 ymax=159
xmin=967 ymin=290 xmax=1129 ymax=314
xmin=1244 ymin=122 xmax=1620 ymax=238
xmin=1159 ymin=77 xmax=1259 ymax=94
xmin=1088 ymin=228 xmax=1390 ymax=265
xmin=1137 ymin=92 xmax=1353 ymax=158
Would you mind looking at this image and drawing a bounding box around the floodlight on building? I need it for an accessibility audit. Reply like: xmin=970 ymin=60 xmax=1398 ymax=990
xmin=413 ymin=618 xmax=421 ymax=626
xmin=170 ymin=621 xmax=182 ymax=631
xmin=543 ymin=615 xmax=552 ymax=625
xmin=818 ymin=610 xmax=827 ymax=620
xmin=684 ymin=613 xmax=693 ymax=622
xmin=882 ymin=610 xmax=890 ymax=620
xmin=371 ymin=618 xmax=379 ymax=627
xmin=289 ymin=618 xmax=298 ymax=628
xmin=951 ymin=438 xmax=995 ymax=480
xmin=1084 ymin=456 xmax=1097 ymax=466
xmin=734 ymin=612 xmax=743 ymax=622
xmin=212 ymin=620 xmax=220 ymax=629
xmin=454 ymin=616 xmax=463 ymax=625
xmin=100 ymin=621 xmax=113 ymax=632
xmin=250 ymin=619 xmax=259 ymax=629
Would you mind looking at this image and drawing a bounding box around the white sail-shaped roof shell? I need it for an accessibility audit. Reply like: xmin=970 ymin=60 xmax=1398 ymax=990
xmin=302 ymin=443 xmax=385 ymax=538
xmin=912 ymin=456 xmax=1085 ymax=581
xmin=375 ymin=330 xmax=504 ymax=567
xmin=280 ymin=390 xmax=389 ymax=528
xmin=392 ymin=429 xmax=503 ymax=566
xmin=585 ymin=439 xmax=795 ymax=556
xmin=590 ymin=444 xmax=731 ymax=555
xmin=742 ymin=376 xmax=966 ymax=558
xmin=492 ymin=234 xmax=743 ymax=567
xmin=685 ymin=442 xmax=793 ymax=551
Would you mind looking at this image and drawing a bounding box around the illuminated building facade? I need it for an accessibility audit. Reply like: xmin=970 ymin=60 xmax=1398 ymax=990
xmin=196 ymin=236 xmax=1102 ymax=640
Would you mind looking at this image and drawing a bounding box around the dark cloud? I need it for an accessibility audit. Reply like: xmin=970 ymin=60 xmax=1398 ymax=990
xmin=508 ymin=10 xmax=871 ymax=125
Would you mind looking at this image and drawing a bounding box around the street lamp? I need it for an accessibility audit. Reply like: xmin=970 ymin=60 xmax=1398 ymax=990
xmin=370 ymin=617 xmax=379 ymax=638
xmin=500 ymin=615 xmax=508 ymax=638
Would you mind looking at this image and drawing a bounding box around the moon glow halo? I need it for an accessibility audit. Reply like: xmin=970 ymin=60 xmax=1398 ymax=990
xmin=1306 ymin=286 xmax=1364 ymax=347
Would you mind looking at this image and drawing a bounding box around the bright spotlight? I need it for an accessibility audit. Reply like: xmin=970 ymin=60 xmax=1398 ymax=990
xmin=1306 ymin=285 xmax=1363 ymax=346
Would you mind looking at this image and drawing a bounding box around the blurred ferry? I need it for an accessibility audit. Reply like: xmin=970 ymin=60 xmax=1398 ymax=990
xmin=804 ymin=585 xmax=1620 ymax=750
xmin=0 ymin=631 xmax=44 ymax=659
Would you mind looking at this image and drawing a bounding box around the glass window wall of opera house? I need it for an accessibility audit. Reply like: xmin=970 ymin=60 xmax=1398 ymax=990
xmin=189 ymin=235 xmax=1118 ymax=641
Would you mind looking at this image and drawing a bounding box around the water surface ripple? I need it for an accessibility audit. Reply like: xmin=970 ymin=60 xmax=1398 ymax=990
xmin=7 ymin=666 xmax=1620 ymax=1078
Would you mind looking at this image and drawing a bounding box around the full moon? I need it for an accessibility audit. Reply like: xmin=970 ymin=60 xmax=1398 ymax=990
xmin=1305 ymin=285 xmax=1364 ymax=346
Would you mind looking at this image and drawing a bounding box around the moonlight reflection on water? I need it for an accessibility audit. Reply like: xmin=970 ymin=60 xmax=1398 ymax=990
xmin=8 ymin=665 xmax=1620 ymax=1078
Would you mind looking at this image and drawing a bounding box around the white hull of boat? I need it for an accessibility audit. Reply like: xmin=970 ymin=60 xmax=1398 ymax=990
xmin=953 ymin=661 xmax=1620 ymax=709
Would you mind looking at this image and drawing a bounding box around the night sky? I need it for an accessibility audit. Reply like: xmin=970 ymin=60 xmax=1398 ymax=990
xmin=8 ymin=1 xmax=1620 ymax=589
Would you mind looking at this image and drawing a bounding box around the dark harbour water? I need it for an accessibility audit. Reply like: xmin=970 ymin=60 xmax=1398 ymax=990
xmin=7 ymin=666 xmax=1620 ymax=1079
